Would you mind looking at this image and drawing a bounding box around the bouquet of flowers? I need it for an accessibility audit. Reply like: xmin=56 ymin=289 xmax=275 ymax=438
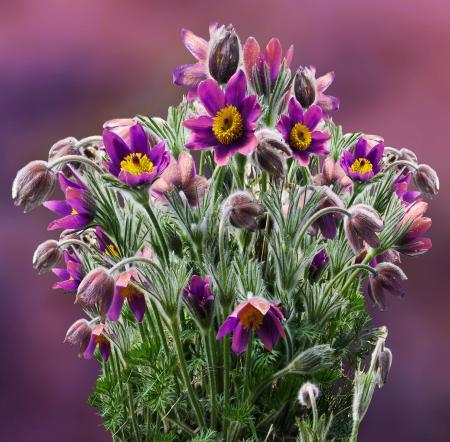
xmin=12 ymin=22 xmax=439 ymax=441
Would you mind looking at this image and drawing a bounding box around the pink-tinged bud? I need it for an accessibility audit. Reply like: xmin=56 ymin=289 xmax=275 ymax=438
xmin=32 ymin=239 xmax=62 ymax=274
xmin=253 ymin=129 xmax=291 ymax=177
xmin=397 ymin=147 xmax=417 ymax=163
xmin=223 ymin=191 xmax=265 ymax=231
xmin=64 ymin=318 xmax=92 ymax=358
xmin=344 ymin=205 xmax=384 ymax=254
xmin=368 ymin=263 xmax=407 ymax=310
xmin=376 ymin=347 xmax=393 ymax=387
xmin=12 ymin=160 xmax=57 ymax=213
xmin=294 ymin=66 xmax=316 ymax=108
xmin=76 ymin=268 xmax=115 ymax=320
xmin=414 ymin=164 xmax=439 ymax=198
xmin=298 ymin=382 xmax=319 ymax=408
xmin=48 ymin=136 xmax=79 ymax=163
xmin=363 ymin=134 xmax=384 ymax=148
xmin=313 ymin=157 xmax=352 ymax=192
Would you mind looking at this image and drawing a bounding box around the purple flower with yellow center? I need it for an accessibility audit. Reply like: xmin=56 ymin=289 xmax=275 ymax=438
xmin=108 ymin=270 xmax=147 ymax=323
xmin=44 ymin=172 xmax=94 ymax=230
xmin=340 ymin=138 xmax=384 ymax=182
xmin=394 ymin=172 xmax=420 ymax=206
xmin=277 ymin=97 xmax=330 ymax=166
xmin=52 ymin=250 xmax=83 ymax=292
xmin=95 ymin=227 xmax=120 ymax=258
xmin=216 ymin=296 xmax=285 ymax=354
xmin=184 ymin=70 xmax=262 ymax=166
xmin=182 ymin=275 xmax=215 ymax=328
xmin=103 ymin=123 xmax=170 ymax=187
xmin=83 ymin=323 xmax=111 ymax=362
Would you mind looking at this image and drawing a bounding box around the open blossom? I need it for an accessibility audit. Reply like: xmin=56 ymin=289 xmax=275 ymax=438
xmin=44 ymin=172 xmax=94 ymax=231
xmin=277 ymin=97 xmax=330 ymax=166
xmin=83 ymin=323 xmax=111 ymax=362
xmin=151 ymin=152 xmax=208 ymax=206
xmin=341 ymin=138 xmax=384 ymax=182
xmin=52 ymin=250 xmax=83 ymax=292
xmin=103 ymin=123 xmax=170 ymax=187
xmin=184 ymin=70 xmax=261 ymax=165
xmin=216 ymin=297 xmax=285 ymax=354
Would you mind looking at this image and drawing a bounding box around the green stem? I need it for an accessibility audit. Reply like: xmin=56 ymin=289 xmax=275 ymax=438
xmin=222 ymin=334 xmax=231 ymax=439
xmin=108 ymin=256 xmax=164 ymax=276
xmin=199 ymin=151 xmax=206 ymax=176
xmin=203 ymin=331 xmax=218 ymax=428
xmin=142 ymin=202 xmax=170 ymax=266
xmin=384 ymin=159 xmax=418 ymax=173
xmin=57 ymin=238 xmax=93 ymax=253
xmin=310 ymin=390 xmax=319 ymax=433
xmin=340 ymin=251 xmax=377 ymax=294
xmin=48 ymin=154 xmax=104 ymax=174
xmin=324 ymin=263 xmax=377 ymax=294
xmin=163 ymin=414 xmax=196 ymax=437
xmin=218 ymin=215 xmax=227 ymax=278
xmin=212 ymin=166 xmax=226 ymax=202
xmin=350 ymin=418 xmax=360 ymax=442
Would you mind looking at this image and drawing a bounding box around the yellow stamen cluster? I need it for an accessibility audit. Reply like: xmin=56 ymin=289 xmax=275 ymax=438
xmin=212 ymin=105 xmax=244 ymax=145
xmin=289 ymin=123 xmax=312 ymax=151
xmin=71 ymin=208 xmax=78 ymax=215
xmin=351 ymin=158 xmax=373 ymax=174
xmin=239 ymin=304 xmax=264 ymax=331
xmin=120 ymin=153 xmax=154 ymax=176
xmin=106 ymin=244 xmax=119 ymax=258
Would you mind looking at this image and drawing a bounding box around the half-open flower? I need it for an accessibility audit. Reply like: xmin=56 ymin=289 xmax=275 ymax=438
xmin=52 ymin=250 xmax=83 ymax=292
xmin=277 ymin=97 xmax=330 ymax=166
xmin=64 ymin=318 xmax=92 ymax=358
xmin=103 ymin=123 xmax=170 ymax=187
xmin=313 ymin=157 xmax=352 ymax=193
xmin=83 ymin=323 xmax=111 ymax=362
xmin=216 ymin=296 xmax=285 ymax=354
xmin=182 ymin=275 xmax=215 ymax=329
xmin=184 ymin=70 xmax=261 ymax=165
xmin=394 ymin=173 xmax=420 ymax=205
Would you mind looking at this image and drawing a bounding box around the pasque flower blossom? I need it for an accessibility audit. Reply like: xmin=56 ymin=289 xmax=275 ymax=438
xmin=64 ymin=318 xmax=92 ymax=358
xmin=83 ymin=323 xmax=111 ymax=362
xmin=52 ymin=250 xmax=83 ymax=292
xmin=182 ymin=275 xmax=215 ymax=328
xmin=394 ymin=173 xmax=420 ymax=205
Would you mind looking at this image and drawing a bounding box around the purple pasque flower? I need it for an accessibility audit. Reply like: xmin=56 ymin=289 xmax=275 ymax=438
xmin=183 ymin=70 xmax=262 ymax=166
xmin=182 ymin=275 xmax=215 ymax=328
xmin=52 ymin=250 xmax=83 ymax=292
xmin=44 ymin=172 xmax=94 ymax=231
xmin=102 ymin=123 xmax=170 ymax=187
xmin=151 ymin=152 xmax=208 ymax=206
xmin=394 ymin=172 xmax=420 ymax=206
xmin=277 ymin=97 xmax=330 ymax=166
xmin=95 ymin=227 xmax=120 ymax=258
xmin=340 ymin=138 xmax=384 ymax=182
xmin=309 ymin=249 xmax=329 ymax=282
xmin=108 ymin=270 xmax=147 ymax=323
xmin=83 ymin=323 xmax=111 ymax=362
xmin=216 ymin=296 xmax=285 ymax=354
xmin=243 ymin=36 xmax=294 ymax=90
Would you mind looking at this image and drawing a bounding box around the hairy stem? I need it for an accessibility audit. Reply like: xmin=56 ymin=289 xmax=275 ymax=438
xmin=48 ymin=154 xmax=104 ymax=174
xmin=324 ymin=263 xmax=377 ymax=294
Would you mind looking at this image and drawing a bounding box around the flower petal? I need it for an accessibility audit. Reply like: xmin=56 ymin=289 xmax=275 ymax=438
xmin=288 ymin=97 xmax=304 ymax=123
xmin=129 ymin=123 xmax=149 ymax=155
xmin=102 ymin=129 xmax=130 ymax=165
xmin=264 ymin=38 xmax=282 ymax=84
xmin=216 ymin=316 xmax=238 ymax=339
xmin=173 ymin=63 xmax=208 ymax=87
xmin=303 ymin=105 xmax=322 ymax=130
xmin=128 ymin=293 xmax=146 ymax=322
xmin=198 ymin=79 xmax=225 ymax=116
xmin=231 ymin=322 xmax=250 ymax=354
xmin=107 ymin=291 xmax=125 ymax=321
xmin=180 ymin=28 xmax=208 ymax=61
xmin=43 ymin=200 xmax=72 ymax=216
xmin=225 ymin=70 xmax=247 ymax=107
xmin=243 ymin=37 xmax=261 ymax=80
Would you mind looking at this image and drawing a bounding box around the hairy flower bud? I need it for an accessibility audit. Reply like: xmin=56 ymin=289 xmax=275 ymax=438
xmin=398 ymin=147 xmax=417 ymax=163
xmin=48 ymin=136 xmax=79 ymax=166
xmin=208 ymin=24 xmax=241 ymax=84
xmin=344 ymin=205 xmax=384 ymax=254
xmin=32 ymin=239 xmax=62 ymax=274
xmin=414 ymin=164 xmax=439 ymax=198
xmin=298 ymin=382 xmax=320 ymax=408
xmin=64 ymin=318 xmax=92 ymax=358
xmin=314 ymin=157 xmax=352 ymax=192
xmin=12 ymin=160 xmax=56 ymax=213
xmin=376 ymin=347 xmax=393 ymax=387
xmin=253 ymin=129 xmax=291 ymax=177
xmin=223 ymin=191 xmax=265 ymax=231
xmin=309 ymin=250 xmax=329 ymax=282
xmin=76 ymin=268 xmax=115 ymax=320
xmin=182 ymin=275 xmax=215 ymax=329
xmin=294 ymin=66 xmax=316 ymax=108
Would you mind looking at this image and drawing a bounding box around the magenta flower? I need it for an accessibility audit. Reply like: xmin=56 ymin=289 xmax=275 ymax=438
xmin=83 ymin=323 xmax=111 ymax=362
xmin=277 ymin=97 xmax=330 ymax=166
xmin=182 ymin=275 xmax=215 ymax=328
xmin=184 ymin=70 xmax=262 ymax=166
xmin=394 ymin=173 xmax=420 ymax=206
xmin=151 ymin=152 xmax=208 ymax=206
xmin=309 ymin=250 xmax=329 ymax=282
xmin=216 ymin=297 xmax=285 ymax=354
xmin=44 ymin=172 xmax=94 ymax=231
xmin=340 ymin=138 xmax=384 ymax=182
xmin=52 ymin=250 xmax=83 ymax=292
xmin=103 ymin=123 xmax=170 ymax=187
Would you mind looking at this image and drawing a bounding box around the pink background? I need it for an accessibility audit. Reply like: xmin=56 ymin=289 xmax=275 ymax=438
xmin=1 ymin=1 xmax=449 ymax=440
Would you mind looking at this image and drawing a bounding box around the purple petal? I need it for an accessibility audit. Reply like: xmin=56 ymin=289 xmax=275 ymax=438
xmin=303 ymin=105 xmax=322 ymax=130
xmin=239 ymin=95 xmax=262 ymax=123
xmin=264 ymin=38 xmax=282 ymax=84
xmin=231 ymin=322 xmax=251 ymax=354
xmin=185 ymin=132 xmax=217 ymax=150
xmin=292 ymin=150 xmax=310 ymax=166
xmin=276 ymin=115 xmax=293 ymax=141
xmin=225 ymin=70 xmax=247 ymax=107
xmin=316 ymin=71 xmax=335 ymax=93
xmin=53 ymin=279 xmax=78 ymax=291
xmin=198 ymin=79 xmax=225 ymax=116
xmin=99 ymin=341 xmax=111 ymax=362
xmin=107 ymin=291 xmax=125 ymax=321
xmin=288 ymin=97 xmax=304 ymax=123
xmin=354 ymin=138 xmax=368 ymax=159
xmin=48 ymin=214 xmax=91 ymax=231
xmin=43 ymin=200 xmax=72 ymax=216
xmin=316 ymin=95 xmax=340 ymax=113
xmin=180 ymin=28 xmax=208 ymax=61
xmin=102 ymin=129 xmax=130 ymax=165
xmin=83 ymin=335 xmax=97 ymax=359
xmin=129 ymin=124 xmax=149 ymax=155
xmin=173 ymin=63 xmax=208 ymax=87
xmin=128 ymin=294 xmax=146 ymax=322
xmin=367 ymin=143 xmax=384 ymax=166
xmin=183 ymin=116 xmax=214 ymax=131
xmin=284 ymin=45 xmax=294 ymax=68
xmin=216 ymin=316 xmax=238 ymax=339
xmin=66 ymin=188 xmax=90 ymax=215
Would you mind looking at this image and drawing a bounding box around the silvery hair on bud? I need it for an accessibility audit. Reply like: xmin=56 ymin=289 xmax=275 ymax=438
xmin=414 ymin=164 xmax=439 ymax=199
xmin=222 ymin=191 xmax=265 ymax=231
xmin=298 ymin=382 xmax=320 ymax=408
xmin=32 ymin=239 xmax=63 ymax=274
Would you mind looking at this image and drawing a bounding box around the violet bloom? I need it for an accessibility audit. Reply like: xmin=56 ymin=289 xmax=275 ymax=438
xmin=103 ymin=123 xmax=170 ymax=187
xmin=108 ymin=270 xmax=147 ymax=323
xmin=52 ymin=250 xmax=83 ymax=292
xmin=44 ymin=172 xmax=94 ymax=230
xmin=95 ymin=227 xmax=120 ymax=258
xmin=340 ymin=138 xmax=384 ymax=182
xmin=151 ymin=152 xmax=208 ymax=206
xmin=309 ymin=250 xmax=329 ymax=282
xmin=394 ymin=173 xmax=420 ymax=206
xmin=184 ymin=70 xmax=262 ymax=166
xmin=277 ymin=97 xmax=330 ymax=166
xmin=182 ymin=275 xmax=215 ymax=328
xmin=216 ymin=296 xmax=285 ymax=354
xmin=83 ymin=323 xmax=111 ymax=362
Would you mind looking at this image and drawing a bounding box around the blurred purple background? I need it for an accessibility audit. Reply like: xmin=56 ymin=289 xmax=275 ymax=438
xmin=1 ymin=1 xmax=449 ymax=440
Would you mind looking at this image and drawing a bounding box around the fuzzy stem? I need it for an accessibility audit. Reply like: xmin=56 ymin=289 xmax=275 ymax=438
xmin=340 ymin=250 xmax=377 ymax=294
xmin=142 ymin=202 xmax=170 ymax=266
xmin=324 ymin=264 xmax=378 ymax=294
xmin=75 ymin=135 xmax=102 ymax=149
xmin=244 ymin=331 xmax=254 ymax=396
xmin=48 ymin=154 xmax=104 ymax=174
xmin=222 ymin=333 xmax=231 ymax=438
xmin=310 ymin=390 xmax=319 ymax=433
xmin=108 ymin=256 xmax=163 ymax=276
xmin=384 ymin=159 xmax=418 ymax=173
xmin=203 ymin=331 xmax=218 ymax=428
xmin=58 ymin=239 xmax=93 ymax=253
xmin=199 ymin=151 xmax=206 ymax=176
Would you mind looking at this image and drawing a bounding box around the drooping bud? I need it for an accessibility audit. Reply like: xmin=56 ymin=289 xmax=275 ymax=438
xmin=64 ymin=318 xmax=92 ymax=358
xmin=222 ymin=191 xmax=265 ymax=231
xmin=182 ymin=275 xmax=215 ymax=329
xmin=344 ymin=205 xmax=384 ymax=254
xmin=208 ymin=24 xmax=241 ymax=84
xmin=397 ymin=147 xmax=417 ymax=163
xmin=48 ymin=137 xmax=79 ymax=170
xmin=311 ymin=186 xmax=345 ymax=240
xmin=294 ymin=66 xmax=316 ymax=108
xmin=298 ymin=382 xmax=320 ymax=408
xmin=368 ymin=262 xmax=407 ymax=310
xmin=76 ymin=268 xmax=115 ymax=320
xmin=414 ymin=164 xmax=439 ymax=198
xmin=313 ymin=157 xmax=352 ymax=192
xmin=12 ymin=160 xmax=57 ymax=213
xmin=376 ymin=347 xmax=393 ymax=387
xmin=309 ymin=250 xmax=329 ymax=282
xmin=83 ymin=323 xmax=111 ymax=362
xmin=253 ymin=129 xmax=291 ymax=177
xmin=32 ymin=239 xmax=62 ymax=274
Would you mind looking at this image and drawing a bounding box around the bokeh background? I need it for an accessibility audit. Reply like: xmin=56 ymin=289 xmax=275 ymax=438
xmin=1 ymin=0 xmax=449 ymax=441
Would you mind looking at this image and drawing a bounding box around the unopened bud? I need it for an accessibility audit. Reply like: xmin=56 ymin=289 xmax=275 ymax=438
xmin=376 ymin=347 xmax=393 ymax=387
xmin=298 ymin=382 xmax=320 ymax=408
xmin=223 ymin=191 xmax=265 ymax=231
xmin=414 ymin=164 xmax=439 ymax=198
xmin=64 ymin=318 xmax=92 ymax=358
xmin=294 ymin=66 xmax=316 ymax=108
xmin=32 ymin=239 xmax=62 ymax=274
xmin=253 ymin=129 xmax=291 ymax=177
xmin=48 ymin=137 xmax=79 ymax=165
xmin=398 ymin=148 xmax=417 ymax=163
xmin=12 ymin=160 xmax=56 ymax=213
xmin=208 ymin=25 xmax=241 ymax=84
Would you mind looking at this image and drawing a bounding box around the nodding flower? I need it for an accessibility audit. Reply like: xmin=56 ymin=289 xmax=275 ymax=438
xmin=394 ymin=172 xmax=420 ymax=206
xmin=52 ymin=250 xmax=83 ymax=293
xmin=222 ymin=191 xmax=266 ymax=231
xmin=413 ymin=164 xmax=439 ymax=199
xmin=64 ymin=318 xmax=92 ymax=358
xmin=83 ymin=323 xmax=111 ymax=362
xmin=33 ymin=239 xmax=63 ymax=274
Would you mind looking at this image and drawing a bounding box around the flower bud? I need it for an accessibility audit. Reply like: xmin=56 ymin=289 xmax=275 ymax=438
xmin=314 ymin=157 xmax=352 ymax=192
xmin=223 ymin=191 xmax=265 ymax=231
xmin=12 ymin=160 xmax=57 ymax=213
xmin=32 ymin=239 xmax=62 ymax=274
xmin=376 ymin=347 xmax=393 ymax=387
xmin=311 ymin=186 xmax=344 ymax=240
xmin=294 ymin=66 xmax=316 ymax=108
xmin=414 ymin=164 xmax=439 ymax=198
xmin=253 ymin=129 xmax=291 ymax=177
xmin=344 ymin=204 xmax=384 ymax=254
xmin=208 ymin=24 xmax=241 ymax=84
xmin=398 ymin=147 xmax=417 ymax=163
xmin=48 ymin=136 xmax=79 ymax=165
xmin=76 ymin=268 xmax=115 ymax=320
xmin=309 ymin=250 xmax=329 ymax=282
xmin=64 ymin=318 xmax=92 ymax=358
xmin=182 ymin=275 xmax=215 ymax=329
xmin=298 ymin=382 xmax=320 ymax=408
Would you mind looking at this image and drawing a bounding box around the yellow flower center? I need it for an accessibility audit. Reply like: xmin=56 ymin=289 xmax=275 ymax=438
xmin=239 ymin=304 xmax=264 ymax=331
xmin=120 ymin=153 xmax=154 ymax=176
xmin=106 ymin=244 xmax=119 ymax=257
xmin=289 ymin=123 xmax=312 ymax=151
xmin=351 ymin=158 xmax=373 ymax=174
xmin=71 ymin=208 xmax=78 ymax=215
xmin=212 ymin=105 xmax=244 ymax=145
